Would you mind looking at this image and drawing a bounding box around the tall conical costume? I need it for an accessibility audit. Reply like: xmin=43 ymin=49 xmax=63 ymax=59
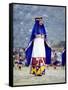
xmin=25 ymin=17 xmax=51 ymax=76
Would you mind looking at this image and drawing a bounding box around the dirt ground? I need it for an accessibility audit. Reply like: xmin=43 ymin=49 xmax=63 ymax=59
xmin=13 ymin=66 xmax=65 ymax=86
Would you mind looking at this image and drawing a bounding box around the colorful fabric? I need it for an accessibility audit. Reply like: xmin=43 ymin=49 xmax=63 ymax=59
xmin=30 ymin=57 xmax=45 ymax=76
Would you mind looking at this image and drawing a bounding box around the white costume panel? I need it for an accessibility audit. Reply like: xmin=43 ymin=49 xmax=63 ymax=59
xmin=32 ymin=37 xmax=46 ymax=57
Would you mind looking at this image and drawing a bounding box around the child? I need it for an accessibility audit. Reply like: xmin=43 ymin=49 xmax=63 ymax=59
xmin=18 ymin=55 xmax=23 ymax=70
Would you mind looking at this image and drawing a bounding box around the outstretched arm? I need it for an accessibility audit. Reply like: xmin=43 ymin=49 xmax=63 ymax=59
xmin=25 ymin=39 xmax=34 ymax=51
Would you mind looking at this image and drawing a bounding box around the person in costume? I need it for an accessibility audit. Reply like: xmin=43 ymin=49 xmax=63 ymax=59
xmin=25 ymin=17 xmax=51 ymax=76
xmin=14 ymin=53 xmax=19 ymax=69
xmin=18 ymin=55 xmax=23 ymax=70
xmin=52 ymin=50 xmax=62 ymax=69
